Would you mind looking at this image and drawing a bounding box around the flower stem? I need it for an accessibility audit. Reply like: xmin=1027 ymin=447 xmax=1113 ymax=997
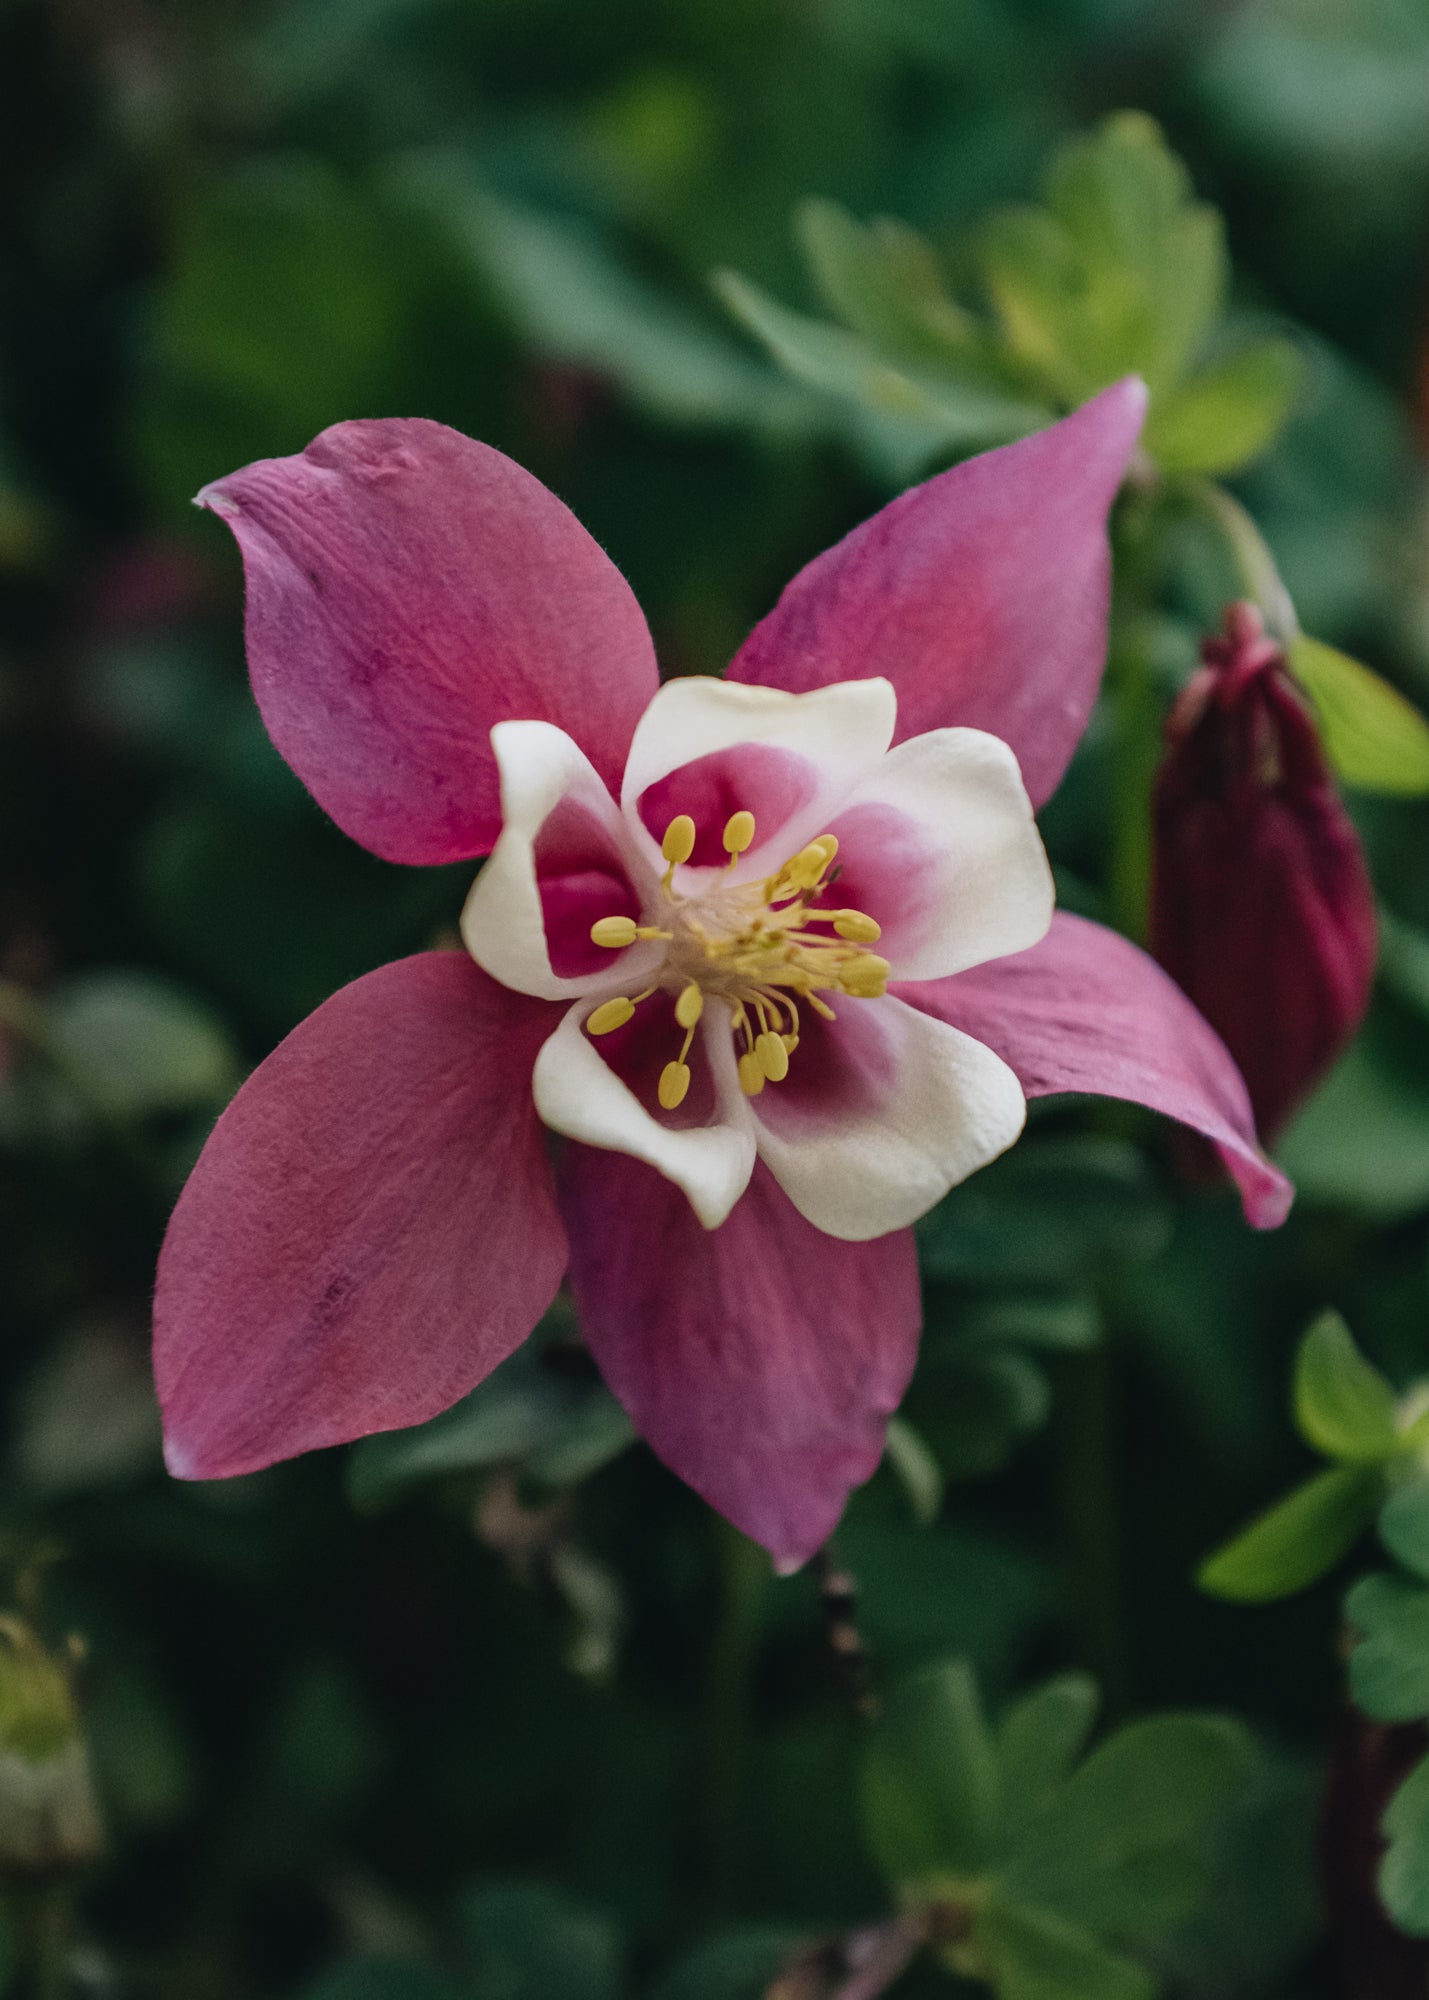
xmin=812 ymin=1545 xmax=877 ymax=1723
xmin=1052 ymin=1336 xmax=1135 ymax=1718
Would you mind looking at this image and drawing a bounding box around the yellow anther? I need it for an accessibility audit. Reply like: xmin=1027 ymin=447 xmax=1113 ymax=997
xmin=755 ymin=1031 xmax=789 ymax=1083
xmin=782 ymin=841 xmax=835 ymax=891
xmin=658 ymin=1060 xmax=691 ymax=1111
xmin=832 ymin=909 xmax=881 ymax=943
xmin=722 ymin=810 xmax=756 ymax=857
xmin=738 ymin=1051 xmax=766 ymax=1097
xmin=675 ymin=982 xmax=704 ymax=1030
xmin=587 ymin=997 xmax=635 ymax=1036
xmin=661 ymin=815 xmax=697 ymax=866
xmin=782 ymin=1033 xmax=799 ymax=1055
xmin=591 ymin=915 xmax=638 ymax=948
xmin=813 ymin=834 xmax=839 ymax=862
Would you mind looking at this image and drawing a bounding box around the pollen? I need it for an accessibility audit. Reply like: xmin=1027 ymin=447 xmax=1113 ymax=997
xmin=611 ymin=801 xmax=890 ymax=1116
xmin=658 ymin=1060 xmax=691 ymax=1110
xmin=587 ymin=996 xmax=635 ymax=1035
xmin=722 ymin=810 xmax=756 ymax=857
xmin=661 ymin=815 xmax=697 ymax=866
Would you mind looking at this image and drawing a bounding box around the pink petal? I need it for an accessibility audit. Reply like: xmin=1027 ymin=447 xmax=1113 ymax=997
xmin=900 ymin=912 xmax=1292 ymax=1229
xmin=155 ymin=954 xmax=567 ymax=1478
xmin=726 ymin=382 xmax=1147 ymax=809
xmin=561 ymin=1148 xmax=921 ymax=1566
xmin=199 ymin=420 xmax=659 ymax=865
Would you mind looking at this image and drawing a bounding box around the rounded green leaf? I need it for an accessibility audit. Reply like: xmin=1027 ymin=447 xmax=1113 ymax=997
xmin=863 ymin=1661 xmax=1001 ymax=1891
xmin=1381 ymin=1752 xmax=1429 ymax=1938
xmin=997 ymin=1675 xmax=1100 ymax=1841
xmin=1293 ymin=1311 xmax=1399 ymax=1463
xmin=1380 ymin=1479 xmax=1429 ymax=1583
xmin=1288 ymin=635 xmax=1429 ymax=796
xmin=1346 ymin=1574 xmax=1429 ymax=1721
xmin=1198 ymin=1466 xmax=1382 ymax=1602
xmin=1145 ymin=337 xmax=1302 ymax=474
xmin=979 ymin=1899 xmax=1154 ymax=2000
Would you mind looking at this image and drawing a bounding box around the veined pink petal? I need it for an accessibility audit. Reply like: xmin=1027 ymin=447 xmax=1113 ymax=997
xmin=726 ymin=382 xmax=1147 ymax=809
xmin=155 ymin=954 xmax=566 ymax=1478
xmin=562 ymin=1148 xmax=921 ymax=1565
xmin=901 ymin=912 xmax=1292 ymax=1228
xmin=198 ymin=419 xmax=658 ymax=865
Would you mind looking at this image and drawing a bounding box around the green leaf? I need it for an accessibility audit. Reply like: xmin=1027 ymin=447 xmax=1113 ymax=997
xmin=1144 ymin=337 xmax=1302 ymax=474
xmin=1293 ymin=1311 xmax=1399 ymax=1462
xmin=795 ymin=199 xmax=983 ymax=367
xmin=716 ymin=268 xmax=1048 ymax=481
xmin=883 ymin=1415 xmax=945 ymax=1527
xmin=863 ymin=1661 xmax=1001 ymax=1892
xmin=1380 ymin=1480 xmax=1429 ymax=1583
xmin=1005 ymin=1714 xmax=1257 ymax=1935
xmin=647 ymin=1929 xmax=805 ymax=2000
xmin=980 ymin=111 xmax=1226 ymax=402
xmin=918 ymin=1136 xmax=1169 ymax=1287
xmin=978 ymin=1898 xmax=1153 ymax=2000
xmin=1381 ymin=1752 xmax=1429 ymax=1937
xmin=44 ymin=973 xmax=239 ymax=1120
xmin=346 ymin=1324 xmax=627 ymax=1513
xmin=1288 ymin=635 xmax=1429 ymax=796
xmin=1346 ymin=1574 xmax=1429 ymax=1721
xmin=301 ymin=1962 xmax=461 ymax=2000
xmin=458 ymin=1883 xmax=622 ymax=2000
xmin=1198 ymin=1466 xmax=1382 ymax=1602
xmin=996 ymin=1675 xmax=1100 ymax=1844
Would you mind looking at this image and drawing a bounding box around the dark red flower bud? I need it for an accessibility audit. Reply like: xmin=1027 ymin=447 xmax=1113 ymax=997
xmin=1150 ymin=603 xmax=1377 ymax=1142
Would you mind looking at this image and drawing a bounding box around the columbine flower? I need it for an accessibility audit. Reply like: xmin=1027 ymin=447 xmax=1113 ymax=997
xmin=154 ymin=382 xmax=1290 ymax=1567
xmin=1151 ymin=603 xmax=1377 ymax=1142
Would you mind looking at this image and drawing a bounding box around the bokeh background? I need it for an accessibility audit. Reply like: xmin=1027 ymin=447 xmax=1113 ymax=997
xmin=4 ymin=0 xmax=1429 ymax=1994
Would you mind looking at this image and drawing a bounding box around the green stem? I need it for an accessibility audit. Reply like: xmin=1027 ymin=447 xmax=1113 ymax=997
xmin=697 ymin=1518 xmax=767 ymax=1916
xmin=1183 ymin=479 xmax=1298 ymax=640
xmin=1052 ymin=1337 xmax=1135 ymax=1718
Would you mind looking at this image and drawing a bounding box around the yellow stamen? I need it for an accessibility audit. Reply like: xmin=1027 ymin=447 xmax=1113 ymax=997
xmin=658 ymin=1060 xmax=691 ymax=1110
xmin=782 ymin=1033 xmax=799 ymax=1055
xmin=661 ymin=815 xmax=697 ymax=866
xmin=722 ymin=810 xmax=756 ymax=858
xmin=755 ymin=1030 xmax=789 ymax=1082
xmin=738 ymin=1051 xmax=765 ymax=1097
xmin=591 ymin=915 xmax=638 ymax=948
xmin=675 ymin=981 xmax=704 ymax=1029
xmin=587 ymin=997 xmax=635 ymax=1035
xmin=831 ymin=909 xmax=881 ymax=943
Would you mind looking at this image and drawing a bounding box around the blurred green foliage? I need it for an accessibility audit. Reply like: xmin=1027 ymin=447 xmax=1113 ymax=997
xmin=2 ymin=0 xmax=1429 ymax=1993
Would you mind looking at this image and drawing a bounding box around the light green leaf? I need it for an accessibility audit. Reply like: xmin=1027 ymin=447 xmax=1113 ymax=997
xmin=1381 ymin=1752 xmax=1429 ymax=1938
xmin=1380 ymin=1480 xmax=1429 ymax=1583
xmin=978 ymin=1898 xmax=1153 ymax=2000
xmin=1198 ymin=1466 xmax=1382 ymax=1602
xmin=715 ymin=268 xmax=1048 ymax=481
xmin=981 ymin=111 xmax=1226 ymax=402
xmin=863 ymin=1661 xmax=1001 ymax=1891
xmin=1144 ymin=337 xmax=1302 ymax=474
xmin=1347 ymin=1574 xmax=1429 ymax=1721
xmin=883 ymin=1415 xmax=944 ymax=1527
xmin=996 ymin=1675 xmax=1100 ymax=1844
xmin=795 ymin=199 xmax=984 ymax=366
xmin=1005 ymin=1714 xmax=1257 ymax=1935
xmin=1294 ymin=1311 xmax=1399 ymax=1463
xmin=1288 ymin=635 xmax=1429 ymax=796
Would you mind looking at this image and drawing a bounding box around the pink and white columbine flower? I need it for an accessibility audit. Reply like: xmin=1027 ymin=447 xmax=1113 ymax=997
xmin=154 ymin=381 xmax=1291 ymax=1566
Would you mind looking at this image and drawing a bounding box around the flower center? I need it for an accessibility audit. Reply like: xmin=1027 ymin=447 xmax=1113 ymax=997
xmin=585 ymin=810 xmax=888 ymax=1111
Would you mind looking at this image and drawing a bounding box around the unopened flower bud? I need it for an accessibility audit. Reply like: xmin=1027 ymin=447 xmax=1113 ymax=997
xmin=1150 ymin=603 xmax=1377 ymax=1141
xmin=0 ymin=1618 xmax=101 ymax=1874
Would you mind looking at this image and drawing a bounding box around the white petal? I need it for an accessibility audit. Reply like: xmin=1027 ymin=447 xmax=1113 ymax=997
xmin=533 ymin=1000 xmax=756 ymax=1230
xmin=461 ymin=720 xmax=662 ymax=1001
xmin=620 ymin=676 xmax=897 ymax=863
xmin=751 ymin=995 xmax=1025 ymax=1241
xmin=824 ymin=727 xmax=1054 ymax=981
